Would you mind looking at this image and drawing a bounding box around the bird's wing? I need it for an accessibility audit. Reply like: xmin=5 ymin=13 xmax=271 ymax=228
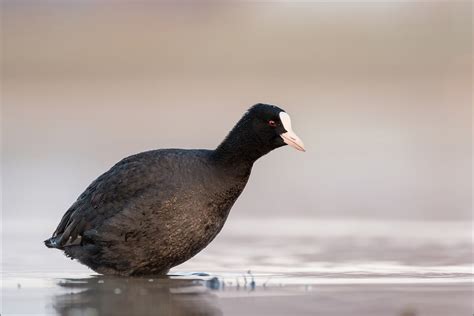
xmin=48 ymin=151 xmax=165 ymax=248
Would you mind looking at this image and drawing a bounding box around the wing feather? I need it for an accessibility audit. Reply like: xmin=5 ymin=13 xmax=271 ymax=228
xmin=47 ymin=151 xmax=163 ymax=248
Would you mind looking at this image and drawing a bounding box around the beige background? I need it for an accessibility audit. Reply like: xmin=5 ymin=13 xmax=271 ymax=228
xmin=2 ymin=1 xmax=472 ymax=224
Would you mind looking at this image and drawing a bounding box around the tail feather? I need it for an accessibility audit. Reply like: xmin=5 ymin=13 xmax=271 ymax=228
xmin=44 ymin=237 xmax=61 ymax=249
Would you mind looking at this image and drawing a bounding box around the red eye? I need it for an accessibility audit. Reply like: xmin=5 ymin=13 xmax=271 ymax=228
xmin=268 ymin=120 xmax=277 ymax=127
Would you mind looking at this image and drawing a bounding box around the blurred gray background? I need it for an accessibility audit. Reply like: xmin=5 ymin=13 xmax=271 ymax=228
xmin=1 ymin=1 xmax=472 ymax=229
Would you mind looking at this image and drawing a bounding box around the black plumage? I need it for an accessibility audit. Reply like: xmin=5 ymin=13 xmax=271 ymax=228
xmin=45 ymin=103 xmax=305 ymax=276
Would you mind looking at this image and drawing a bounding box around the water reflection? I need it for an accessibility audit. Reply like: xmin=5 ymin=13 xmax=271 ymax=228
xmin=53 ymin=276 xmax=222 ymax=316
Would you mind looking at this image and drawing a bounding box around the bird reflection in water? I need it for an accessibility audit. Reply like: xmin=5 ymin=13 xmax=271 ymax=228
xmin=53 ymin=275 xmax=223 ymax=316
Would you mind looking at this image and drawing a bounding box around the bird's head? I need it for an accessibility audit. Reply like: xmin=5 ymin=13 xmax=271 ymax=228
xmin=214 ymin=103 xmax=305 ymax=166
xmin=245 ymin=103 xmax=306 ymax=152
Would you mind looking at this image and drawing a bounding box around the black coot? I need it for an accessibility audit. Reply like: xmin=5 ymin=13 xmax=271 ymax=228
xmin=45 ymin=103 xmax=305 ymax=276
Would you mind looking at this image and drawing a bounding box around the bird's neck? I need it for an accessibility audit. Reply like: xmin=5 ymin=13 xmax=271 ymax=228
xmin=211 ymin=116 xmax=271 ymax=170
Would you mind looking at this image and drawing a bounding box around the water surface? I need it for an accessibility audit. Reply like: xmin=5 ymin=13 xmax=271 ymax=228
xmin=1 ymin=218 xmax=472 ymax=315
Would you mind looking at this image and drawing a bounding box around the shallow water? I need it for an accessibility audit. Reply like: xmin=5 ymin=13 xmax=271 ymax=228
xmin=1 ymin=218 xmax=473 ymax=315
